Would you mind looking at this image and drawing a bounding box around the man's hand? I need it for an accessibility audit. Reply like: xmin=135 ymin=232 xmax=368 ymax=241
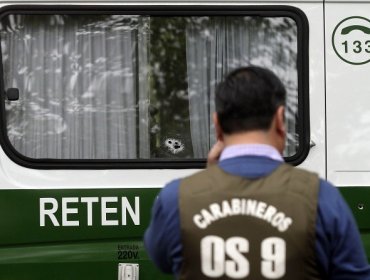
xmin=207 ymin=140 xmax=225 ymax=167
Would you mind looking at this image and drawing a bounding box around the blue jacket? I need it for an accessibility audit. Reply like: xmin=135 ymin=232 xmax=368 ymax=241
xmin=144 ymin=156 xmax=370 ymax=279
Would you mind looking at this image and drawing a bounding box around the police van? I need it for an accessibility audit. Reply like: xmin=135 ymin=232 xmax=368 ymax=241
xmin=0 ymin=0 xmax=368 ymax=279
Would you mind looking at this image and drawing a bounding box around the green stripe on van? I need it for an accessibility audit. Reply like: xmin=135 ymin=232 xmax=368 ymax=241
xmin=0 ymin=188 xmax=159 ymax=245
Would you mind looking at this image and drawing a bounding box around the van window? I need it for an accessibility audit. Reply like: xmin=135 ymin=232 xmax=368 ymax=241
xmin=0 ymin=10 xmax=306 ymax=166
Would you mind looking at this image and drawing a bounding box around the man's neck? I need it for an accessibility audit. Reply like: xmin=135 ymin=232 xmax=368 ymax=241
xmin=223 ymin=130 xmax=274 ymax=147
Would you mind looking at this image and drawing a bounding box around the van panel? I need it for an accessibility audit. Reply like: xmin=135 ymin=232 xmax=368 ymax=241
xmin=326 ymin=2 xmax=370 ymax=186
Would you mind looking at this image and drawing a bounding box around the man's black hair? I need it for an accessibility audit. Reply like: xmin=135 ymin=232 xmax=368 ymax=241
xmin=215 ymin=66 xmax=286 ymax=134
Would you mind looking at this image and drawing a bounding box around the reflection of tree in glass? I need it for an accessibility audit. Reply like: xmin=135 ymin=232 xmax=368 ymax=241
xmin=148 ymin=16 xmax=299 ymax=158
xmin=149 ymin=17 xmax=193 ymax=158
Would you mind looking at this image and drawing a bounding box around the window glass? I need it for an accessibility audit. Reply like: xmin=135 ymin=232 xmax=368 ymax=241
xmin=0 ymin=14 xmax=299 ymax=160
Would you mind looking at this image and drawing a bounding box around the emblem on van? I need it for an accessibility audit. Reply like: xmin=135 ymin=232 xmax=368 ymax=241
xmin=332 ymin=16 xmax=370 ymax=65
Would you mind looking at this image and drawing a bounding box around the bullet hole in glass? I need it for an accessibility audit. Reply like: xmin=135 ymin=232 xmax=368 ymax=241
xmin=164 ymin=138 xmax=184 ymax=154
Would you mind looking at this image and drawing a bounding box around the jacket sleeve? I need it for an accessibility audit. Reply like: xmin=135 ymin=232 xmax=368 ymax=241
xmin=144 ymin=179 xmax=183 ymax=275
xmin=315 ymin=179 xmax=370 ymax=279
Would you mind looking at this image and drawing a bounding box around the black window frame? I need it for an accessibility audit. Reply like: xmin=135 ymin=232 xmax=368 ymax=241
xmin=0 ymin=5 xmax=310 ymax=169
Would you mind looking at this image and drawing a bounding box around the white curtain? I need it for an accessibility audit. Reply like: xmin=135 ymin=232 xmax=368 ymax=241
xmin=186 ymin=17 xmax=298 ymax=158
xmin=2 ymin=15 xmax=150 ymax=159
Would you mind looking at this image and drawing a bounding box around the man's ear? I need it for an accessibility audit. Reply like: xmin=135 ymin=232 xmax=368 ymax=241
xmin=213 ymin=112 xmax=224 ymax=141
xmin=275 ymin=106 xmax=286 ymax=137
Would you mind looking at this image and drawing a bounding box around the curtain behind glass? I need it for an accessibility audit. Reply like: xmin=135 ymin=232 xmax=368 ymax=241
xmin=1 ymin=15 xmax=150 ymax=159
xmin=186 ymin=17 xmax=298 ymax=157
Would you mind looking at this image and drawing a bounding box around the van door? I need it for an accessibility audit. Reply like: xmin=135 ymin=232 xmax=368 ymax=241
xmin=326 ymin=0 xmax=370 ymax=259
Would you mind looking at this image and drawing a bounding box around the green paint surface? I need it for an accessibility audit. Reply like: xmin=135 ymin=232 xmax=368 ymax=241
xmin=0 ymin=240 xmax=172 ymax=279
xmin=0 ymin=188 xmax=172 ymax=279
xmin=0 ymin=187 xmax=369 ymax=279
xmin=339 ymin=187 xmax=370 ymax=230
xmin=339 ymin=187 xmax=370 ymax=262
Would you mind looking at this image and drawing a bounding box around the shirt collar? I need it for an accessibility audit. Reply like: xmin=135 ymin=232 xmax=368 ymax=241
xmin=219 ymin=144 xmax=284 ymax=162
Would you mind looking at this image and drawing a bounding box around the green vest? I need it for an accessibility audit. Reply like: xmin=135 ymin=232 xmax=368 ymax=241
xmin=179 ymin=164 xmax=321 ymax=280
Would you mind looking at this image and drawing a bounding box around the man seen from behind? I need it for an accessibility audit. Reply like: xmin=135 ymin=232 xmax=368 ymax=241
xmin=144 ymin=66 xmax=370 ymax=279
